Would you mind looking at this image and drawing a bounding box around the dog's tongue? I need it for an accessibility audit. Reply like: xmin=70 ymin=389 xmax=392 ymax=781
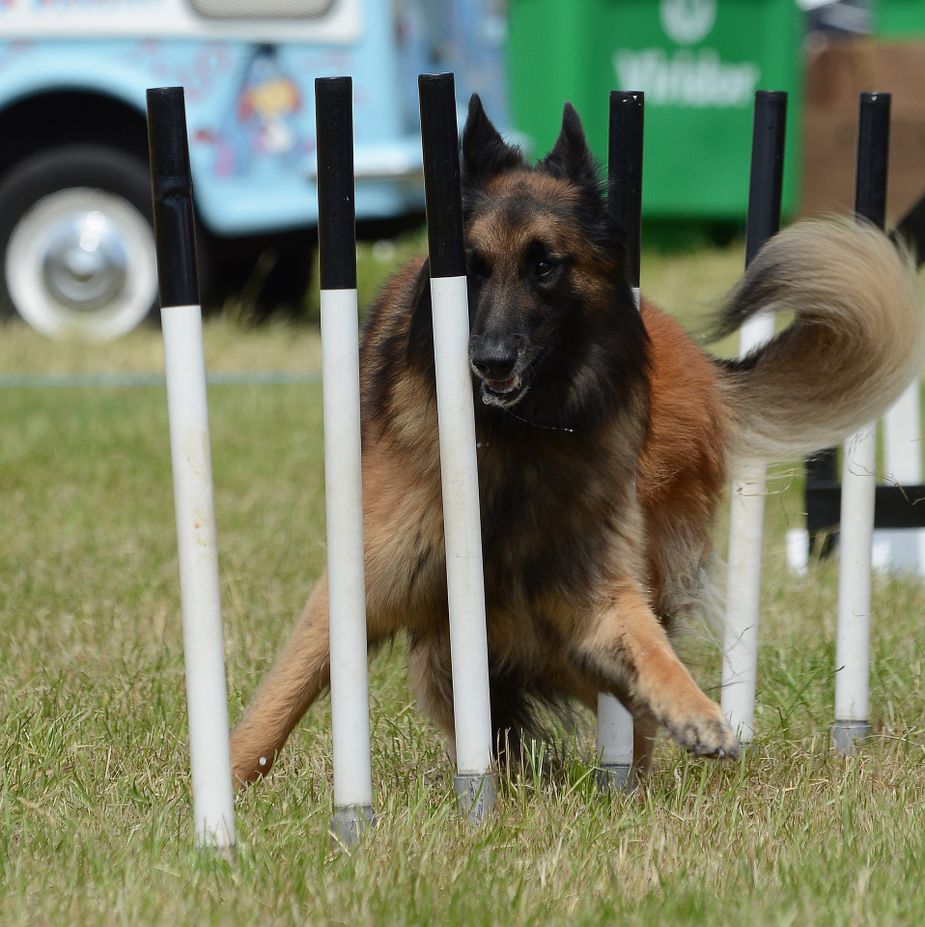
xmin=486 ymin=374 xmax=519 ymax=395
xmin=488 ymin=380 xmax=514 ymax=394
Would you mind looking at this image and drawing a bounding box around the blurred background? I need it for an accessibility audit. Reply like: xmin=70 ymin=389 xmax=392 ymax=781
xmin=0 ymin=0 xmax=921 ymax=339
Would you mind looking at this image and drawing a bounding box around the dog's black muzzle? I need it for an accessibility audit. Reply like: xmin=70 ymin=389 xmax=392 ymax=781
xmin=470 ymin=338 xmax=530 ymax=408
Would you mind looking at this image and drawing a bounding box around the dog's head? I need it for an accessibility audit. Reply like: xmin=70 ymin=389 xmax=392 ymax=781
xmin=459 ymin=96 xmax=642 ymax=427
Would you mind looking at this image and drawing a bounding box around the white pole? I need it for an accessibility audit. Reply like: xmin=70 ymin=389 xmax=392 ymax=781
xmin=321 ymin=287 xmax=374 ymax=842
xmin=832 ymin=91 xmax=889 ymax=752
xmin=419 ymin=73 xmax=495 ymax=822
xmin=884 ymin=381 xmax=922 ymax=484
xmin=598 ymin=86 xmax=644 ymax=790
xmin=430 ymin=273 xmax=496 ymax=820
xmin=314 ymin=76 xmax=375 ymax=845
xmin=721 ymin=90 xmax=787 ymax=746
xmin=878 ymin=382 xmax=925 ymax=574
xmin=721 ymin=312 xmax=776 ymax=743
xmin=162 ymin=304 xmax=236 ymax=850
xmin=833 ymin=423 xmax=876 ymax=751
xmin=597 ymin=693 xmax=634 ymax=786
xmin=595 ymin=283 xmax=642 ymax=786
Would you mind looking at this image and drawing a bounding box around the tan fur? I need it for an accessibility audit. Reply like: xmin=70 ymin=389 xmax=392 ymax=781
xmin=637 ymin=301 xmax=729 ymax=617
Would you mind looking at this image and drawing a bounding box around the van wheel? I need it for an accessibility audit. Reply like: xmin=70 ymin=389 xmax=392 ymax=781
xmin=0 ymin=145 xmax=158 ymax=341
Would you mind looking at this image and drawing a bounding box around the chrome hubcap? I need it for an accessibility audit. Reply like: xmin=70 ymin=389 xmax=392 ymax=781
xmin=42 ymin=210 xmax=128 ymax=312
xmin=6 ymin=186 xmax=158 ymax=340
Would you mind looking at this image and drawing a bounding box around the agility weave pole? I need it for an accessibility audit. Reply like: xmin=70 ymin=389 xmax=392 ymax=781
xmin=146 ymin=86 xmax=236 ymax=851
xmin=418 ymin=73 xmax=497 ymax=822
xmin=879 ymin=380 xmax=925 ymax=571
xmin=596 ymin=89 xmax=644 ymax=790
xmin=832 ymin=91 xmax=891 ymax=755
xmin=315 ymin=76 xmax=376 ymax=845
xmin=800 ymin=189 xmax=925 ymax=576
xmin=721 ymin=90 xmax=787 ymax=745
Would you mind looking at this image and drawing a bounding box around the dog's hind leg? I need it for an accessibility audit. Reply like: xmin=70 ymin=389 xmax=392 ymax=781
xmin=230 ymin=574 xmax=333 ymax=785
xmin=574 ymin=582 xmax=738 ymax=759
xmin=230 ymin=572 xmax=396 ymax=785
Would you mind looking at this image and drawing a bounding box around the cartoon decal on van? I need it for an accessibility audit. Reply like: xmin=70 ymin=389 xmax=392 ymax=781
xmin=220 ymin=44 xmax=308 ymax=176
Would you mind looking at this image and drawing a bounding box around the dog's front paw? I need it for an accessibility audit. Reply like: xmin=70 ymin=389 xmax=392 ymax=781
xmin=663 ymin=705 xmax=740 ymax=759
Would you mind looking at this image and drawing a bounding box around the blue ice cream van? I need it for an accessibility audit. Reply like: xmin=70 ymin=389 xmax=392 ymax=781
xmin=0 ymin=0 xmax=507 ymax=339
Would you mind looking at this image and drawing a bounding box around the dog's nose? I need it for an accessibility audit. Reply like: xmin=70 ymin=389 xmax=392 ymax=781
xmin=471 ymin=344 xmax=518 ymax=381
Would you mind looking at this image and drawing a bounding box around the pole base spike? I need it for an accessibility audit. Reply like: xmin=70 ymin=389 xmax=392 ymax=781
xmin=329 ymin=804 xmax=376 ymax=849
xmin=454 ymin=772 xmax=497 ymax=824
xmin=831 ymin=720 xmax=871 ymax=755
xmin=596 ymin=762 xmax=635 ymax=792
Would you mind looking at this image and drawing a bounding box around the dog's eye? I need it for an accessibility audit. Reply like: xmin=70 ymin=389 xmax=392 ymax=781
xmin=534 ymin=258 xmax=557 ymax=279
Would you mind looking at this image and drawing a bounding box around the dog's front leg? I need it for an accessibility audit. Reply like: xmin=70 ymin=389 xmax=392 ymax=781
xmin=575 ymin=583 xmax=738 ymax=759
xmin=230 ymin=573 xmax=334 ymax=785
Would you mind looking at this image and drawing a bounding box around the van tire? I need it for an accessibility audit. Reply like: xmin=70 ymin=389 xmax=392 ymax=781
xmin=0 ymin=145 xmax=158 ymax=340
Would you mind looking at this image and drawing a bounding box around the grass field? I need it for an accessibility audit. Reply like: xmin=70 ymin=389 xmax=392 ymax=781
xmin=2 ymin=242 xmax=925 ymax=926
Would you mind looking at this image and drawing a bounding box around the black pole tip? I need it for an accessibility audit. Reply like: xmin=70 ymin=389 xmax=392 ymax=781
xmin=745 ymin=89 xmax=788 ymax=266
xmin=315 ymin=75 xmax=357 ymax=290
xmin=316 ymin=75 xmax=352 ymax=89
xmin=418 ymin=72 xmax=465 ymax=278
xmin=146 ymin=85 xmax=198 ymax=307
xmin=147 ymin=85 xmax=183 ymax=102
xmin=608 ymin=90 xmax=645 ymax=287
xmin=418 ymin=72 xmax=455 ymax=88
xmin=610 ymin=90 xmax=645 ymax=105
xmin=147 ymin=86 xmax=191 ymax=181
xmin=855 ymin=91 xmax=891 ymax=229
xmin=418 ymin=72 xmax=458 ymax=121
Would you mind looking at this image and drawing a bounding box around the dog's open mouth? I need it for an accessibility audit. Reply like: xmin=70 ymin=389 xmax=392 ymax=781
xmin=479 ymin=372 xmax=530 ymax=408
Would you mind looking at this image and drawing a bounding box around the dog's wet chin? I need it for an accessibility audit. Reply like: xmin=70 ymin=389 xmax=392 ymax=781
xmin=479 ymin=374 xmax=530 ymax=408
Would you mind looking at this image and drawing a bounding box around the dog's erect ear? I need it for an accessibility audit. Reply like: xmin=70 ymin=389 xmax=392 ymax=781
xmin=462 ymin=94 xmax=524 ymax=188
xmin=539 ymin=103 xmax=599 ymax=191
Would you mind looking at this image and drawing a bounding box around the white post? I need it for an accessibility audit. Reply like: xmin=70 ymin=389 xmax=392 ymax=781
xmin=162 ymin=304 xmax=236 ymax=850
xmin=321 ymin=287 xmax=374 ymax=843
xmin=832 ymin=90 xmax=889 ymax=752
xmin=430 ymin=274 xmax=496 ymax=820
xmin=833 ymin=423 xmax=876 ymax=751
xmin=314 ymin=76 xmax=375 ymax=845
xmin=721 ymin=90 xmax=787 ymax=745
xmin=595 ymin=283 xmax=642 ymax=786
xmin=878 ymin=382 xmax=925 ymax=574
xmin=721 ymin=312 xmax=776 ymax=743
xmin=598 ymin=86 xmax=644 ymax=791
xmin=884 ymin=381 xmax=922 ymax=483
xmin=419 ymin=73 xmax=495 ymax=822
xmin=597 ymin=693 xmax=634 ymax=787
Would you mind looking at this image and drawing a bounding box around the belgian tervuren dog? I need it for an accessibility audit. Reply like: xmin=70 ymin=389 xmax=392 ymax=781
xmin=230 ymin=97 xmax=922 ymax=783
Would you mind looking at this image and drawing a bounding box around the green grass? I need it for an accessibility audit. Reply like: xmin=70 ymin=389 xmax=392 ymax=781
xmin=2 ymin=242 xmax=925 ymax=926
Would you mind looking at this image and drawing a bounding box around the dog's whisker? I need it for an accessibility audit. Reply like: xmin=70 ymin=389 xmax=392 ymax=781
xmin=498 ymin=405 xmax=575 ymax=434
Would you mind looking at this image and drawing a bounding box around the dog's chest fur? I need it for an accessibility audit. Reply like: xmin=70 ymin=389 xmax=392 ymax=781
xmin=362 ymin=394 xmax=645 ymax=646
xmin=474 ymin=423 xmax=642 ymax=608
